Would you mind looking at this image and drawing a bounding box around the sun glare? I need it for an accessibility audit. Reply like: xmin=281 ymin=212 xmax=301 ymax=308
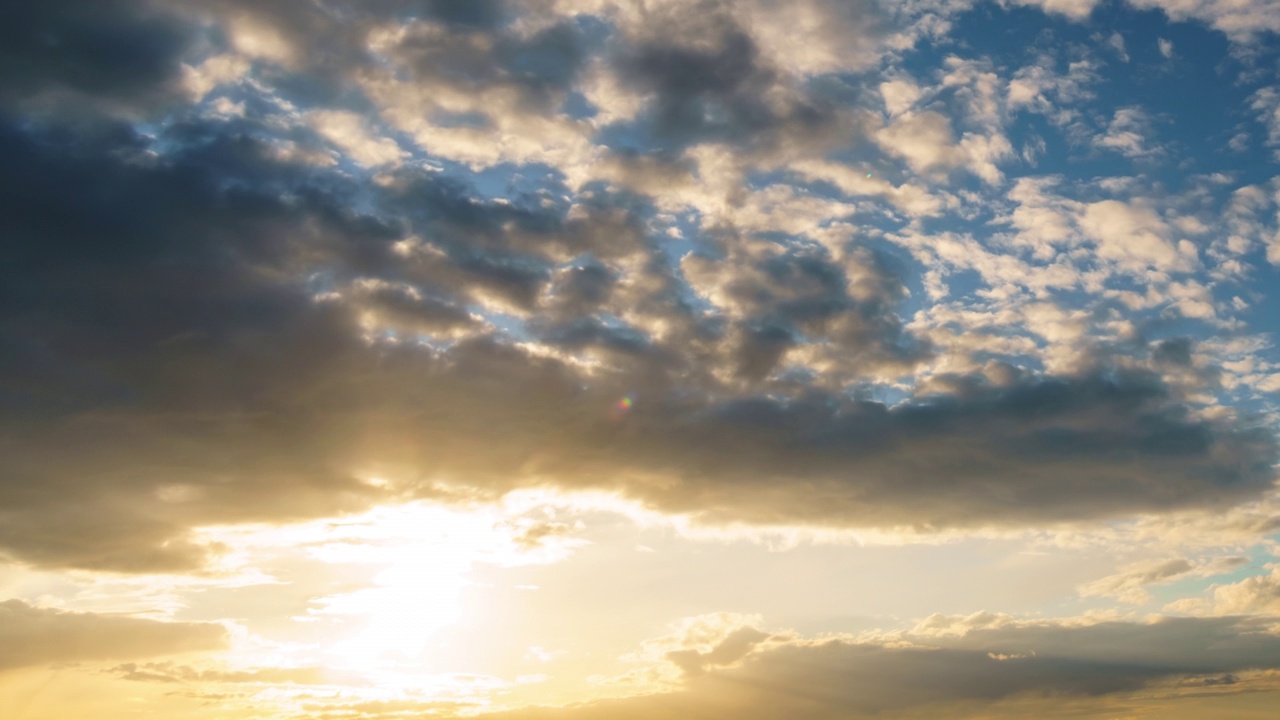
xmin=312 ymin=505 xmax=489 ymax=668
xmin=192 ymin=494 xmax=597 ymax=696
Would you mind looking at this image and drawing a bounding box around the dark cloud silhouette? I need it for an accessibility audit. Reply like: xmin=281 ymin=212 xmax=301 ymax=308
xmin=0 ymin=0 xmax=193 ymax=113
xmin=477 ymin=616 xmax=1280 ymax=720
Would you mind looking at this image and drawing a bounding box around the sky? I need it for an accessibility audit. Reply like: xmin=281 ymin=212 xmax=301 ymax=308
xmin=6 ymin=0 xmax=1280 ymax=718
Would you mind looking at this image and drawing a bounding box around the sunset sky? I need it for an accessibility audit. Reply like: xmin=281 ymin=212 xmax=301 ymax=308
xmin=6 ymin=1 xmax=1280 ymax=718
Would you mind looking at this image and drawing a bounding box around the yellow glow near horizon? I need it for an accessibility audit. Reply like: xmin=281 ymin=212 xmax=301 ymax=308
xmin=312 ymin=505 xmax=488 ymax=669
xmin=189 ymin=495 xmax=591 ymax=695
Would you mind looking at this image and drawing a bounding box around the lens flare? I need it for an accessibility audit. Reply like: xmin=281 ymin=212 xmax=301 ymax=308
xmin=610 ymin=394 xmax=635 ymax=420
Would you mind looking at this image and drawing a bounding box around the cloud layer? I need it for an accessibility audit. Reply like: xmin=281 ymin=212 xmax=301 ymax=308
xmin=0 ymin=600 xmax=225 ymax=672
xmin=480 ymin=614 xmax=1280 ymax=720
xmin=1 ymin=0 xmax=1279 ymax=576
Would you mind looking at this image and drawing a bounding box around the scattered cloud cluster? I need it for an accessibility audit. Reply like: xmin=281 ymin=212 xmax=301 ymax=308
xmin=2 ymin=0 xmax=1277 ymax=578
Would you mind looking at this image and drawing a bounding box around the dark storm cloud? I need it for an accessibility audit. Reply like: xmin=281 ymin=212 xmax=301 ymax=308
xmin=0 ymin=600 xmax=226 ymax=672
xmin=0 ymin=0 xmax=193 ymax=113
xmin=477 ymin=616 xmax=1280 ymax=720
xmin=0 ymin=120 xmax=400 ymax=570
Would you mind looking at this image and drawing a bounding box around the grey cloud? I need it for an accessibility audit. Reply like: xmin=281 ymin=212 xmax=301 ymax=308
xmin=346 ymin=280 xmax=476 ymax=335
xmin=681 ymin=240 xmax=929 ymax=382
xmin=540 ymin=261 xmax=616 ymax=319
xmin=1079 ymin=558 xmax=1199 ymax=602
xmin=383 ymin=14 xmax=588 ymax=114
xmin=665 ymin=626 xmax=773 ymax=676
xmin=1153 ymin=337 xmax=1193 ymax=366
xmin=478 ymin=615 xmax=1280 ymax=720
xmin=165 ymin=0 xmax=530 ymax=115
xmin=0 ymin=115 xmax=660 ymax=572
xmin=732 ymin=322 xmax=795 ymax=382
xmin=605 ymin=1 xmax=858 ymax=155
xmin=424 ymin=0 xmax=507 ymax=29
xmin=0 ymin=120 xmax=400 ymax=570
xmin=0 ymin=0 xmax=193 ymax=113
xmin=1 ymin=113 xmax=1277 ymax=575
xmin=0 ymin=600 xmax=226 ymax=672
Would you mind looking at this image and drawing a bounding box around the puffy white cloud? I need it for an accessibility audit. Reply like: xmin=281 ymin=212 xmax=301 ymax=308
xmin=1078 ymin=200 xmax=1189 ymax=271
xmin=874 ymin=110 xmax=1012 ymax=184
xmin=880 ymin=76 xmax=923 ymax=117
xmin=1010 ymin=0 xmax=1102 ymax=20
xmin=308 ymin=110 xmax=407 ymax=167
xmin=1212 ymin=565 xmax=1280 ymax=614
xmin=1094 ymin=106 xmax=1158 ymax=159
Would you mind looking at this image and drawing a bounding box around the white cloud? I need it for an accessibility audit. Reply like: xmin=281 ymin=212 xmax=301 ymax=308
xmin=875 ymin=111 xmax=1012 ymax=184
xmin=1094 ymin=106 xmax=1158 ymax=159
xmin=308 ymin=110 xmax=407 ymax=167
xmin=1158 ymin=37 xmax=1175 ymax=58
xmin=1078 ymin=199 xmax=1189 ymax=271
xmin=1128 ymin=0 xmax=1280 ymax=42
xmin=1108 ymin=31 xmax=1130 ymax=62
xmin=880 ymin=77 xmax=923 ymax=117
xmin=1079 ymin=557 xmax=1248 ymax=604
xmin=180 ymin=54 xmax=251 ymax=101
xmin=791 ymin=159 xmax=955 ymax=217
xmin=1014 ymin=0 xmax=1280 ymax=43
xmin=1212 ymin=565 xmax=1280 ymax=614
xmin=1250 ymin=87 xmax=1280 ymax=158
xmin=1007 ymin=57 xmax=1100 ymax=128
xmin=1010 ymin=0 xmax=1102 ymax=20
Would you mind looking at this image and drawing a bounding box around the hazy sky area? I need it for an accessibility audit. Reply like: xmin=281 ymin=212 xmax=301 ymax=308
xmin=7 ymin=0 xmax=1280 ymax=718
